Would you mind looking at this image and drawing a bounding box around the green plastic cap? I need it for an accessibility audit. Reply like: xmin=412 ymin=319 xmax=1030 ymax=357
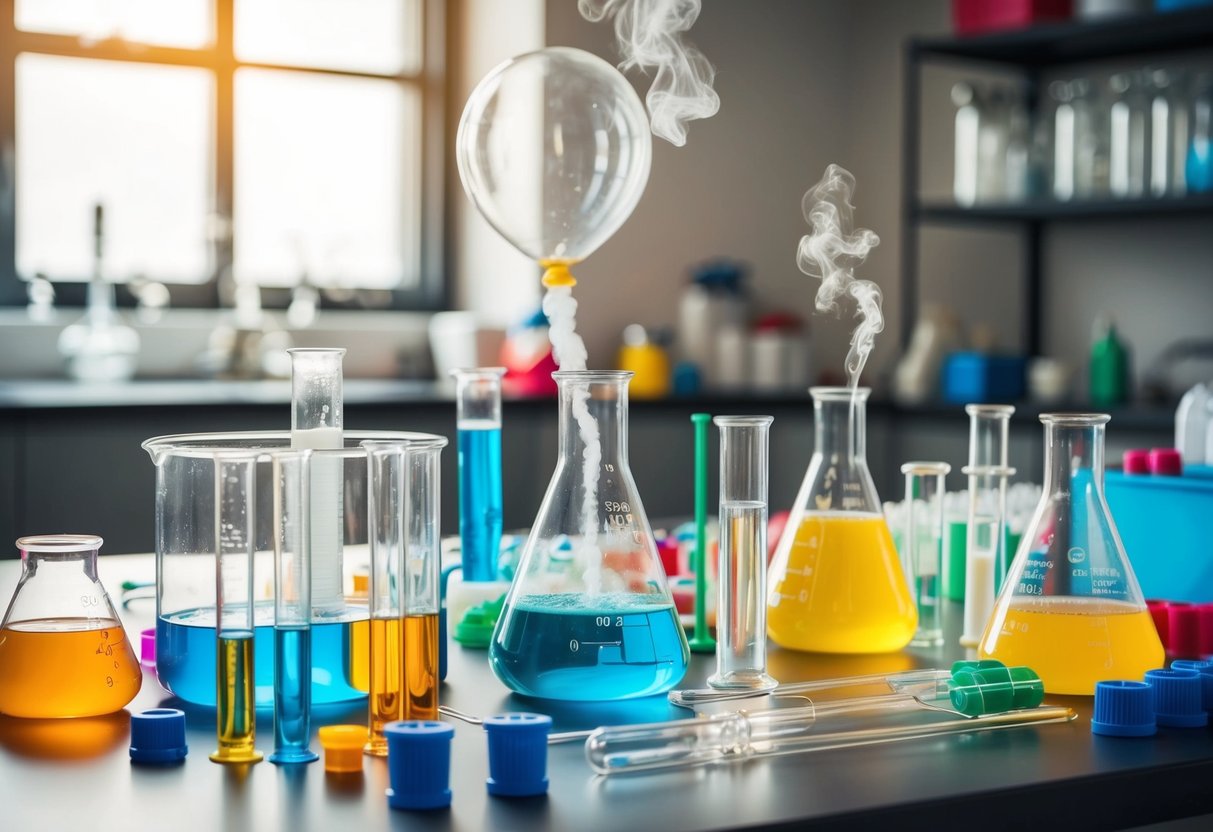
xmin=949 ymin=666 xmax=1044 ymax=716
xmin=453 ymin=595 xmax=506 ymax=648
xmin=950 ymin=659 xmax=1005 ymax=676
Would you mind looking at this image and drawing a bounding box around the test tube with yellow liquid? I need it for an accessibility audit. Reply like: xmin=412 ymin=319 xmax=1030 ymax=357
xmin=210 ymin=451 xmax=262 ymax=765
xmin=402 ymin=439 xmax=445 ymax=721
xmin=363 ymin=441 xmax=408 ymax=756
xmin=767 ymin=388 xmax=916 ymax=653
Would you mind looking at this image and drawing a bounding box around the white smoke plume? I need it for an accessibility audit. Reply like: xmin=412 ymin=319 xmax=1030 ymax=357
xmin=796 ymin=164 xmax=883 ymax=388
xmin=542 ymin=284 xmax=603 ymax=593
xmin=579 ymin=0 xmax=720 ymax=147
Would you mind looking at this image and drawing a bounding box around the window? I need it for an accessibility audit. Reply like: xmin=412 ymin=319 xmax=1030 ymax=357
xmin=2 ymin=0 xmax=443 ymax=308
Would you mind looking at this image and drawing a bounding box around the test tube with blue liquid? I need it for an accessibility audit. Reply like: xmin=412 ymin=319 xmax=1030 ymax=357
xmin=269 ymin=449 xmax=318 ymax=765
xmin=210 ymin=451 xmax=262 ymax=765
xmin=452 ymin=368 xmax=505 ymax=582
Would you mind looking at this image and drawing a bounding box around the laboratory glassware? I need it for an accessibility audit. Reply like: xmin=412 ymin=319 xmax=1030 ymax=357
xmin=586 ymin=696 xmax=1075 ymax=776
xmin=1148 ymin=69 xmax=1185 ymax=197
xmin=364 ymin=441 xmax=408 ymax=756
xmin=953 ymin=82 xmax=982 ymax=206
xmin=1188 ymin=73 xmax=1213 ymax=193
xmin=980 ymin=414 xmax=1164 ymax=695
xmin=210 ymin=452 xmax=263 ymax=764
xmin=1110 ymin=72 xmax=1151 ymax=198
xmin=452 ymin=368 xmax=506 ymax=583
xmin=688 ymin=412 xmax=715 ymax=654
xmin=901 ymin=462 xmax=951 ymax=648
xmin=1052 ymin=80 xmax=1078 ymax=200
xmin=268 ymin=450 xmax=318 ymax=765
xmin=289 ymin=348 xmax=345 ymax=615
xmin=456 ymin=47 xmax=651 ymax=289
xmin=403 ymin=438 xmax=444 ymax=721
xmin=489 ymin=371 xmax=689 ymax=700
xmin=767 ymin=387 xmax=917 ymax=653
xmin=0 ymin=535 xmax=141 ymax=718
xmin=709 ymin=416 xmax=777 ymax=691
xmin=960 ymin=405 xmax=1016 ymax=648
xmin=144 ymin=429 xmax=444 ymax=707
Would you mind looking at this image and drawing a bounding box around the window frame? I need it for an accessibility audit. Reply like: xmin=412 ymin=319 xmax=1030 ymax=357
xmin=0 ymin=0 xmax=447 ymax=311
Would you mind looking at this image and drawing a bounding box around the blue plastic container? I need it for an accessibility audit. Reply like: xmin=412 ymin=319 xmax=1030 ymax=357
xmin=1106 ymin=470 xmax=1213 ymax=603
xmin=941 ymin=353 xmax=1026 ymax=404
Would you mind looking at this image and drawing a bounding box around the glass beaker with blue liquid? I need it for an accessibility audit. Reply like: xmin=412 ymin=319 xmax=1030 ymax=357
xmin=143 ymin=430 xmax=445 ymax=708
xmin=489 ymin=371 xmax=689 ymax=700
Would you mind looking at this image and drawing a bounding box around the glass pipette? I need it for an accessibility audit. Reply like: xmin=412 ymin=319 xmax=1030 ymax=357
xmin=587 ymin=697 xmax=1075 ymax=776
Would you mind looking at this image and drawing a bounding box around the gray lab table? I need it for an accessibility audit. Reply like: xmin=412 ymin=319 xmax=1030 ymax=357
xmin=2 ymin=554 xmax=1213 ymax=832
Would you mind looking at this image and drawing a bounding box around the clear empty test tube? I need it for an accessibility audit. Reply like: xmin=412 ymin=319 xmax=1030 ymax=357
xmin=960 ymin=405 xmax=1016 ymax=649
xmin=403 ymin=438 xmax=446 ymax=721
xmin=451 ymin=368 xmax=505 ymax=583
xmin=269 ymin=450 xmax=318 ymax=765
xmin=364 ymin=441 xmax=409 ymax=757
xmin=210 ymin=451 xmax=263 ymax=765
xmin=709 ymin=416 xmax=777 ymax=692
xmin=901 ymin=462 xmax=951 ymax=648
xmin=289 ymin=348 xmax=345 ymax=614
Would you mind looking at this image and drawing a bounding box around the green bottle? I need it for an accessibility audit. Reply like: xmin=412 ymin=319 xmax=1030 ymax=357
xmin=1089 ymin=316 xmax=1129 ymax=407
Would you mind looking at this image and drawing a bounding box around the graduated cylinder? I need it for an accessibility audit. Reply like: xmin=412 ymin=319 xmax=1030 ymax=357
xmin=709 ymin=416 xmax=777 ymax=691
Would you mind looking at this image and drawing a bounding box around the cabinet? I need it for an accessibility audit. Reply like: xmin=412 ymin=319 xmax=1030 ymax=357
xmin=901 ymin=6 xmax=1213 ymax=357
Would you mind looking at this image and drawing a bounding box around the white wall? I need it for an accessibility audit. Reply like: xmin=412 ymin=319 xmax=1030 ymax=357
xmin=452 ymin=0 xmax=1213 ymax=394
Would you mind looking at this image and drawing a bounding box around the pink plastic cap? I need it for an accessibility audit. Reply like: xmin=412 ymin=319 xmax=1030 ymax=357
xmin=1149 ymin=448 xmax=1183 ymax=477
xmin=1147 ymin=600 xmax=1170 ymax=649
xmin=140 ymin=628 xmax=156 ymax=668
xmin=1198 ymin=604 xmax=1213 ymax=658
xmin=1122 ymin=449 xmax=1150 ymax=475
xmin=1168 ymin=603 xmax=1202 ymax=659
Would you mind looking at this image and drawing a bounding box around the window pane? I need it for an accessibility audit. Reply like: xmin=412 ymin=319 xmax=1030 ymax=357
xmin=234 ymin=69 xmax=418 ymax=289
xmin=15 ymin=0 xmax=213 ymax=49
xmin=235 ymin=0 xmax=420 ymax=75
xmin=16 ymin=55 xmax=214 ymax=284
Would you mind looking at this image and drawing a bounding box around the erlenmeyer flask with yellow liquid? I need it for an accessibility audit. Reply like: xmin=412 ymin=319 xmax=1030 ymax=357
xmin=980 ymin=414 xmax=1163 ymax=694
xmin=767 ymin=388 xmax=917 ymax=653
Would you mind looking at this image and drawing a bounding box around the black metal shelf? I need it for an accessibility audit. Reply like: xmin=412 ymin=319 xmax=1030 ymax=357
xmin=915 ymin=193 xmax=1213 ymax=224
xmin=901 ymin=9 xmax=1213 ymax=359
xmin=912 ymin=6 xmax=1213 ymax=68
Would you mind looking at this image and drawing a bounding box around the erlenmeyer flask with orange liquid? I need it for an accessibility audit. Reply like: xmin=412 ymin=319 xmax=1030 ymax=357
xmin=0 ymin=535 xmax=142 ymax=718
xmin=767 ymin=387 xmax=917 ymax=653
xmin=980 ymin=414 xmax=1163 ymax=694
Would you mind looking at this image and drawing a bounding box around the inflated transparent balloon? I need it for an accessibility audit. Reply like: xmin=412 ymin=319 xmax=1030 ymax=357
xmin=456 ymin=47 xmax=652 ymax=287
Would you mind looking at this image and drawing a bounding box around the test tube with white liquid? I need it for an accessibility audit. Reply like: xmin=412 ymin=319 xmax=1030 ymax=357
xmin=708 ymin=416 xmax=777 ymax=691
xmin=269 ymin=450 xmax=318 ymax=765
xmin=960 ymin=405 xmax=1015 ymax=649
xmin=289 ymin=348 xmax=345 ymax=615
xmin=901 ymin=462 xmax=951 ymax=648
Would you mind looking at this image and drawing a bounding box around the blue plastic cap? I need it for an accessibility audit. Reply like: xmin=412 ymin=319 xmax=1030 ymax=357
xmin=1145 ymin=669 xmax=1208 ymax=728
xmin=385 ymin=721 xmax=455 ymax=811
xmin=1170 ymin=660 xmax=1213 ymax=711
xmin=1092 ymin=681 xmax=1156 ymax=737
xmin=129 ymin=708 xmax=188 ymax=764
xmin=484 ymin=713 xmax=552 ymax=797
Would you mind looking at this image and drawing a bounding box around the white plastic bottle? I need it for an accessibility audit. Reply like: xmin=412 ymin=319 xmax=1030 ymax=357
xmin=1175 ymin=382 xmax=1211 ymax=465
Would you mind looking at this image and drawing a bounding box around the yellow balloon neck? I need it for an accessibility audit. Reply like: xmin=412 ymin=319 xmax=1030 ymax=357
xmin=541 ymin=262 xmax=577 ymax=288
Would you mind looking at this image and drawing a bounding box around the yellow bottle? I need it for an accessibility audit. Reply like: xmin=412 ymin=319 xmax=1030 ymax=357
xmin=767 ymin=389 xmax=917 ymax=654
xmin=980 ymin=414 xmax=1164 ymax=695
